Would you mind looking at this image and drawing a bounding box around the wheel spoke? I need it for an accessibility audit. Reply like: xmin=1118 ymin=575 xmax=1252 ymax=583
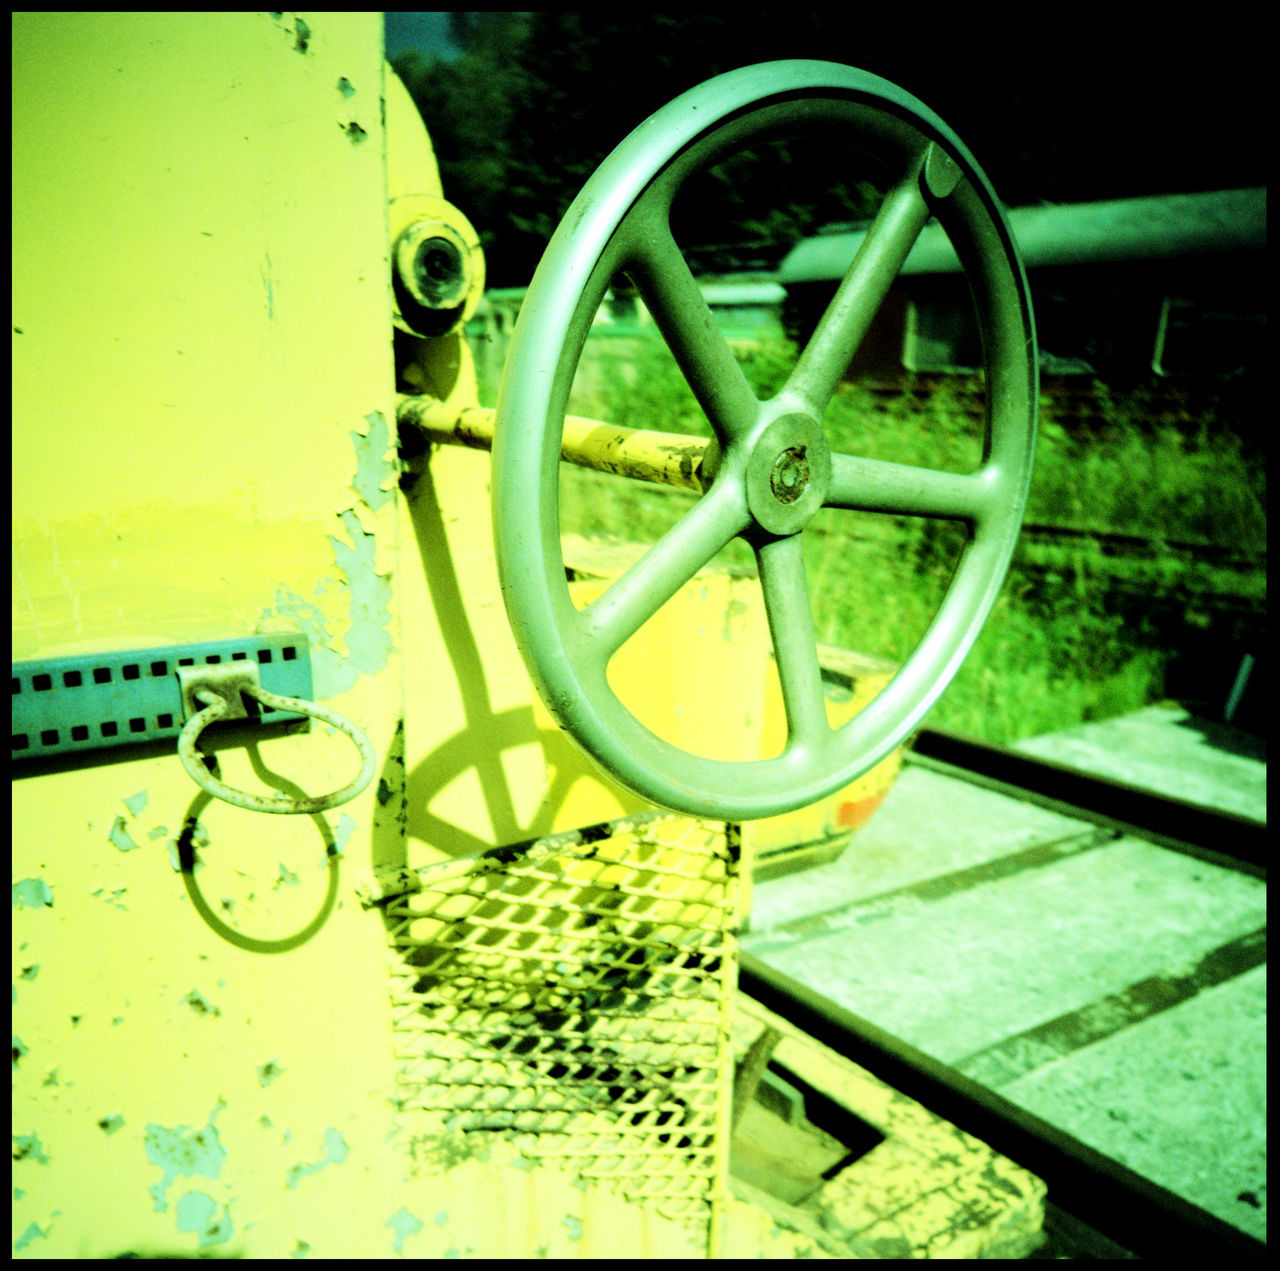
xmin=828 ymin=452 xmax=997 ymax=523
xmin=577 ymin=480 xmax=749 ymax=662
xmin=623 ymin=209 xmax=760 ymax=446
xmin=755 ymin=534 xmax=828 ymax=749
xmin=784 ymin=166 xmax=931 ymax=417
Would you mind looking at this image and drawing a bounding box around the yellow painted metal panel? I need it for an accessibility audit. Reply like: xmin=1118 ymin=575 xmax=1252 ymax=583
xmin=725 ymin=995 xmax=1047 ymax=1258
xmin=10 ymin=15 xmax=733 ymax=1256
xmin=11 ymin=13 xmax=410 ymax=1258
xmin=12 ymin=13 xmax=1035 ymax=1258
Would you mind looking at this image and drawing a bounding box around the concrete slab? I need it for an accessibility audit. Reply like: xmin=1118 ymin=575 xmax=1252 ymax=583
xmin=744 ymin=834 xmax=1265 ymax=1064
xmin=999 ymin=965 xmax=1267 ymax=1244
xmin=742 ymin=706 xmax=1268 ymax=1243
xmin=1012 ymin=705 xmax=1266 ymax=823
xmin=745 ymin=764 xmax=1092 ymax=934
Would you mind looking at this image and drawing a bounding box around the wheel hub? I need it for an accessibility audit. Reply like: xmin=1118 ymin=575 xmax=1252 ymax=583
xmin=745 ymin=413 xmax=832 ymax=535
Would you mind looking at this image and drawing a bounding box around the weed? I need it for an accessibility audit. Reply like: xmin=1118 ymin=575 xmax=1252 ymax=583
xmin=476 ymin=332 xmax=1265 ymax=743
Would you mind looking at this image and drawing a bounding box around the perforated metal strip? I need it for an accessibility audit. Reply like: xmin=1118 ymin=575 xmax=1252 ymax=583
xmin=12 ymin=636 xmax=312 ymax=761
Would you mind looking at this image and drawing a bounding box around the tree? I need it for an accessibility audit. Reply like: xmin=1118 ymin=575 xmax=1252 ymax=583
xmin=394 ymin=15 xmax=1266 ymax=288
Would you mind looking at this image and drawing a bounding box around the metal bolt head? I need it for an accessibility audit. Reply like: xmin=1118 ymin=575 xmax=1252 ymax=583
xmin=744 ymin=414 xmax=832 ymax=536
xmin=770 ymin=446 xmax=810 ymax=504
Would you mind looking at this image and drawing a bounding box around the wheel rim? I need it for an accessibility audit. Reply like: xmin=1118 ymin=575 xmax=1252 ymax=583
xmin=494 ymin=60 xmax=1037 ymax=819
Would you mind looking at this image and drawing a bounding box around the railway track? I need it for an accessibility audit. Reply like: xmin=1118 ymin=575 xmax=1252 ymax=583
xmin=797 ymin=511 xmax=1268 ymax=625
xmin=1018 ymin=520 xmax=1265 ymax=571
xmin=740 ymin=718 xmax=1267 ymax=1259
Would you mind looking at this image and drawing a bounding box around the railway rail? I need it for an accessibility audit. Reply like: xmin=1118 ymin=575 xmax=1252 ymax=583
xmin=740 ymin=724 xmax=1267 ymax=1259
xmin=1018 ymin=520 xmax=1265 ymax=571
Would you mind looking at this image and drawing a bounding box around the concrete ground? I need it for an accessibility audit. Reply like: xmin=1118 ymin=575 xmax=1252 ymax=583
xmin=741 ymin=706 xmax=1267 ymax=1244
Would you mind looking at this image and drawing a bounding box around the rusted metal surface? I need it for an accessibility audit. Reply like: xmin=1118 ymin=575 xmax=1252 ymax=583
xmin=398 ymin=395 xmax=713 ymax=493
xmin=726 ymin=988 xmax=1047 ymax=1258
xmin=730 ymin=1024 xmax=781 ymax=1129
xmin=177 ymin=677 xmax=376 ymax=815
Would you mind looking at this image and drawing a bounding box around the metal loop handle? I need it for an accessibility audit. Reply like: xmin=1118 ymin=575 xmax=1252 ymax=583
xmin=177 ymin=684 xmax=376 ymax=814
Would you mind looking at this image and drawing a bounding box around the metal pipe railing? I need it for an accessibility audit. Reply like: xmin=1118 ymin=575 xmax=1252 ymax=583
xmin=397 ymin=394 xmax=713 ymax=493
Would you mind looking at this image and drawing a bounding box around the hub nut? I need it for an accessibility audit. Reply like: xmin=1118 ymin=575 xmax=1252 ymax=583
xmin=744 ymin=414 xmax=832 ymax=536
xmin=770 ymin=446 xmax=810 ymax=503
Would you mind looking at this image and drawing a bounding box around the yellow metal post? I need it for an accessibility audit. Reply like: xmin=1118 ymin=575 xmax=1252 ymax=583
xmin=11 ymin=14 xmax=737 ymax=1256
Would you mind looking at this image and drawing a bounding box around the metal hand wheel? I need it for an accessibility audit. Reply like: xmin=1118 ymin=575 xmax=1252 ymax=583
xmin=493 ymin=60 xmax=1036 ymax=820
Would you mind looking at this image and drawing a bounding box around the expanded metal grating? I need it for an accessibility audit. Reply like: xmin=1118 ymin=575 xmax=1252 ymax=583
xmin=373 ymin=817 xmax=740 ymax=1229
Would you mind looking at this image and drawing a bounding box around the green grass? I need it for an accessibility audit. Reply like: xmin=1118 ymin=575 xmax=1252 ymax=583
xmin=476 ymin=333 xmax=1265 ymax=745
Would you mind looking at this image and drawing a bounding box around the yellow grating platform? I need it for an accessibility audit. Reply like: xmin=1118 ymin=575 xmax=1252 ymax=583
xmin=368 ymin=817 xmax=741 ymax=1230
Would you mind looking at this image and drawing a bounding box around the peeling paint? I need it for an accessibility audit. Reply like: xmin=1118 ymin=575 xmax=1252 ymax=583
xmin=286 ymin=1126 xmax=349 ymax=1189
xmin=13 ymin=1132 xmax=50 ymax=1163
xmin=257 ymin=412 xmax=394 ymax=697
xmin=144 ymin=1104 xmax=227 ymax=1212
xmin=14 ymin=1221 xmax=47 ymax=1251
xmin=351 ymin=412 xmax=393 ymax=510
xmin=561 ymin=1214 xmax=584 ymax=1241
xmin=326 ymin=509 xmax=393 ymax=678
xmin=98 ymin=1114 xmax=125 ymax=1135
xmin=261 ymin=586 xmax=340 ymax=692
xmin=93 ymin=886 xmax=129 ymax=910
xmin=336 ymin=76 xmax=355 ymax=99
xmin=257 ymin=1059 xmax=284 ymax=1087
xmin=109 ymin=816 xmax=140 ymax=852
xmin=182 ymin=988 xmax=221 ymax=1017
xmin=123 ymin=789 xmax=148 ymax=816
xmin=13 ymin=1035 xmax=29 ymax=1068
xmin=332 ymin=813 xmax=357 ymax=856
xmin=12 ymin=878 xmax=52 ymax=909
xmin=175 ymin=1189 xmax=234 ymax=1247
xmin=387 ymin=1207 xmax=424 ymax=1253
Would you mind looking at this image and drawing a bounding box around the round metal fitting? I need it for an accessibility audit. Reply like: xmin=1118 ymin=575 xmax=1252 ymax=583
xmin=745 ymin=413 xmax=832 ymax=535
xmin=388 ymin=194 xmax=484 ymax=338
xmin=770 ymin=447 xmax=810 ymax=503
xmin=396 ymin=226 xmax=468 ymax=310
xmin=492 ymin=60 xmax=1037 ymax=820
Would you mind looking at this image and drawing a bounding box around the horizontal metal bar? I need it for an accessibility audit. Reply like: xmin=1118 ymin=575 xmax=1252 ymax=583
xmin=397 ymin=395 xmax=713 ymax=493
xmin=737 ymin=951 xmax=1265 ymax=1260
xmin=912 ymin=727 xmax=1267 ymax=875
